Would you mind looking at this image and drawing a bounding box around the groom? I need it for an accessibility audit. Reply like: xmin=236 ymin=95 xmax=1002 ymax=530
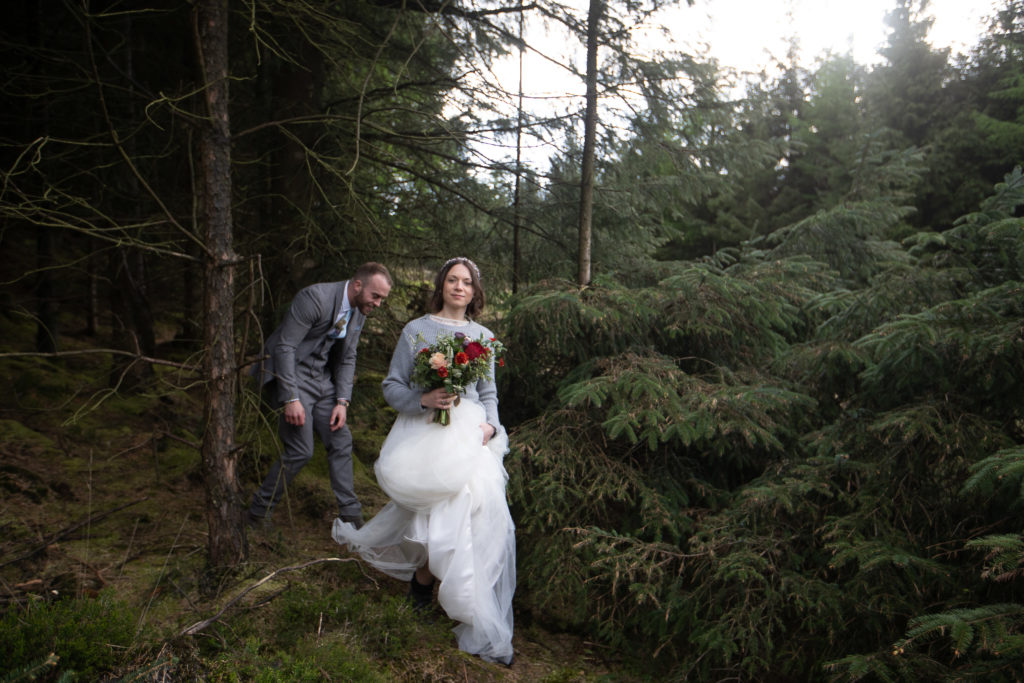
xmin=248 ymin=262 xmax=392 ymax=529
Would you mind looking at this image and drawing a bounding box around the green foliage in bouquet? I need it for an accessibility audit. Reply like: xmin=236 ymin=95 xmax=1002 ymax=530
xmin=409 ymin=331 xmax=503 ymax=425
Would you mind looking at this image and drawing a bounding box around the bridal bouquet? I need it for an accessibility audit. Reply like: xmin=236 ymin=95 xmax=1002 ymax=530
xmin=410 ymin=331 xmax=505 ymax=426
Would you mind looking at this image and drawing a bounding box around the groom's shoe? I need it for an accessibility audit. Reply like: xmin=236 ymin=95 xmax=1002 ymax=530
xmin=246 ymin=510 xmax=267 ymax=529
xmin=339 ymin=513 xmax=364 ymax=530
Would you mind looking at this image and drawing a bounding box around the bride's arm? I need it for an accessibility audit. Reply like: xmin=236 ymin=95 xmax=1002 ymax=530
xmin=382 ymin=327 xmax=431 ymax=415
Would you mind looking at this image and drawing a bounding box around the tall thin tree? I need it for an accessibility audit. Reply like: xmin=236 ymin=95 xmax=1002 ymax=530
xmin=513 ymin=0 xmax=525 ymax=293
xmin=196 ymin=0 xmax=246 ymax=571
xmin=578 ymin=0 xmax=603 ymax=287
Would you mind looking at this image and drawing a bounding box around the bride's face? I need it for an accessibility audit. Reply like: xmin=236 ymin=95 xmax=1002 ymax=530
xmin=442 ymin=263 xmax=473 ymax=312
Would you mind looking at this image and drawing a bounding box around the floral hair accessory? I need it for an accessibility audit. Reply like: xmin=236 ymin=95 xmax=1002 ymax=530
xmin=442 ymin=257 xmax=481 ymax=280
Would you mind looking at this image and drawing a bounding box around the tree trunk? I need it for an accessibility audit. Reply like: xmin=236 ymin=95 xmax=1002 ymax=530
xmin=107 ymin=13 xmax=156 ymax=390
xmin=270 ymin=42 xmax=321 ymax=293
xmin=28 ymin=0 xmax=58 ymax=353
xmin=34 ymin=229 xmax=58 ymax=353
xmin=577 ymin=0 xmax=602 ymax=288
xmin=196 ymin=0 xmax=246 ymax=572
xmin=512 ymin=2 xmax=525 ymax=294
xmin=108 ymin=246 xmax=156 ymax=390
xmin=86 ymin=243 xmax=99 ymax=337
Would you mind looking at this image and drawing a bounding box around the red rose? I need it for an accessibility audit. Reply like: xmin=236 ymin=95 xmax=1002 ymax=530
xmin=464 ymin=341 xmax=486 ymax=360
xmin=455 ymin=352 xmax=469 ymax=365
xmin=419 ymin=347 xmax=430 ymax=354
xmin=437 ymin=366 xmax=449 ymax=378
xmin=498 ymin=358 xmax=505 ymax=367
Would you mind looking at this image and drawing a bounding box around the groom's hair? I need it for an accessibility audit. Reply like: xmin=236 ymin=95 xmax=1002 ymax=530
xmin=353 ymin=262 xmax=392 ymax=287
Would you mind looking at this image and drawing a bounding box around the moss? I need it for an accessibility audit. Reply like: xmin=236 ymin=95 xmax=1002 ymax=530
xmin=158 ymin=445 xmax=200 ymax=480
xmin=0 ymin=419 xmax=58 ymax=458
xmin=290 ymin=473 xmax=336 ymax=521
xmin=539 ymin=668 xmax=598 ymax=683
xmin=188 ymin=580 xmax=446 ymax=682
xmin=203 ymin=633 xmax=387 ymax=682
xmin=0 ymin=592 xmax=137 ymax=680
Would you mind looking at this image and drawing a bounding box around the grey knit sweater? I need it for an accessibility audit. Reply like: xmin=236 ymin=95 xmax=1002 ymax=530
xmin=381 ymin=315 xmax=501 ymax=429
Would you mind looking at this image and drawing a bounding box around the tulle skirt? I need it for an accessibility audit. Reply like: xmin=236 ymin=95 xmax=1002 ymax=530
xmin=332 ymin=399 xmax=515 ymax=664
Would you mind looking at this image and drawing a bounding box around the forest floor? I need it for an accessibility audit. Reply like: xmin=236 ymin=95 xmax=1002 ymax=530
xmin=0 ymin=319 xmax=628 ymax=682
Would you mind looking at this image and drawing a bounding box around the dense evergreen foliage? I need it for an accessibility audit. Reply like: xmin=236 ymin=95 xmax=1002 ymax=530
xmin=2 ymin=0 xmax=1023 ymax=679
xmin=504 ymin=169 xmax=1024 ymax=680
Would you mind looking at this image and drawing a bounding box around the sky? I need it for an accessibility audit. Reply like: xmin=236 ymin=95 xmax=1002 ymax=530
xmin=507 ymin=0 xmax=995 ymax=99
xmin=669 ymin=0 xmax=992 ymax=75
xmin=481 ymin=0 xmax=997 ymax=165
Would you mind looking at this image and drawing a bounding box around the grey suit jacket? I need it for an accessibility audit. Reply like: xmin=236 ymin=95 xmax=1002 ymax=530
xmin=254 ymin=281 xmax=365 ymax=406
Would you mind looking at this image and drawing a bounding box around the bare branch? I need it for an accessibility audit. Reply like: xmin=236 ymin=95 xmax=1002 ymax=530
xmin=0 ymin=499 xmax=148 ymax=568
xmin=179 ymin=557 xmax=368 ymax=636
xmin=0 ymin=348 xmax=198 ymax=371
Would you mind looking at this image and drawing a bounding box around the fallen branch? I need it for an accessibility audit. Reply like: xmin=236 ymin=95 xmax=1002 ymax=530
xmin=0 ymin=348 xmax=198 ymax=371
xmin=179 ymin=557 xmax=363 ymax=636
xmin=0 ymin=498 xmax=147 ymax=568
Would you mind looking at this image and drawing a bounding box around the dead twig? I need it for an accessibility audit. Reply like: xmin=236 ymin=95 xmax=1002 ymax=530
xmin=0 ymin=498 xmax=147 ymax=568
xmin=0 ymin=348 xmax=198 ymax=371
xmin=179 ymin=557 xmax=360 ymax=636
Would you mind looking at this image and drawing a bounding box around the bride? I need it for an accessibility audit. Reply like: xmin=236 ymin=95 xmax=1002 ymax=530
xmin=332 ymin=257 xmax=515 ymax=666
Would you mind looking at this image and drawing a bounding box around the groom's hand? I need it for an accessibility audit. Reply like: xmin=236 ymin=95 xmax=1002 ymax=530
xmin=330 ymin=404 xmax=347 ymax=431
xmin=284 ymin=400 xmax=306 ymax=427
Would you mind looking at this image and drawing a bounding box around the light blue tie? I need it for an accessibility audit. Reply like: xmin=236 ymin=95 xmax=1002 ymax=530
xmin=328 ymin=309 xmax=352 ymax=339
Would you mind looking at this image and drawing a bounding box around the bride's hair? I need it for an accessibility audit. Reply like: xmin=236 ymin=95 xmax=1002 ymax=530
xmin=429 ymin=257 xmax=485 ymax=317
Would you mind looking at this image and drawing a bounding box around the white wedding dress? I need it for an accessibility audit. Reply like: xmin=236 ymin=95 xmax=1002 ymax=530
xmin=332 ymin=398 xmax=515 ymax=665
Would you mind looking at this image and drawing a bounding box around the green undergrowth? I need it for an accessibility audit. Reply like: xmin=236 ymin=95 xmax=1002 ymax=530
xmin=0 ymin=305 xmax=619 ymax=682
xmin=0 ymin=592 xmax=136 ymax=681
xmin=174 ymin=576 xmax=454 ymax=681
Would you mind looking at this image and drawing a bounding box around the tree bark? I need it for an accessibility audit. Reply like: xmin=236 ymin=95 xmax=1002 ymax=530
xmin=27 ymin=0 xmax=58 ymax=353
xmin=196 ymin=0 xmax=246 ymax=571
xmin=106 ymin=13 xmax=156 ymax=389
xmin=108 ymin=246 xmax=156 ymax=389
xmin=512 ymin=2 xmax=525 ymax=294
xmin=34 ymin=229 xmax=58 ymax=353
xmin=577 ymin=0 xmax=603 ymax=288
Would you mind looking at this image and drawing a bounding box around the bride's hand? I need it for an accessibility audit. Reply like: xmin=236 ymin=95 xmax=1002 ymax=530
xmin=421 ymin=387 xmax=457 ymax=410
xmin=480 ymin=423 xmax=495 ymax=445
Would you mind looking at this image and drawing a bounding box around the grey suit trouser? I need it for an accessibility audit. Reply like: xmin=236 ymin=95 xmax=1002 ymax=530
xmin=249 ymin=387 xmax=360 ymax=519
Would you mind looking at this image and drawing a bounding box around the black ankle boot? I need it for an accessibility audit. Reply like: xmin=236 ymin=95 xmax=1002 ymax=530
xmin=407 ymin=575 xmax=434 ymax=612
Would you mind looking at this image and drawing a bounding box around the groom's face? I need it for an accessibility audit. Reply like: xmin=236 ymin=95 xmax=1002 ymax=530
xmin=351 ymin=274 xmax=391 ymax=315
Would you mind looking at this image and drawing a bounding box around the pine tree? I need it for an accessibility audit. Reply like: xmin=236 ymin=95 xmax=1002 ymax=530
xmin=503 ymin=155 xmax=1024 ymax=677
